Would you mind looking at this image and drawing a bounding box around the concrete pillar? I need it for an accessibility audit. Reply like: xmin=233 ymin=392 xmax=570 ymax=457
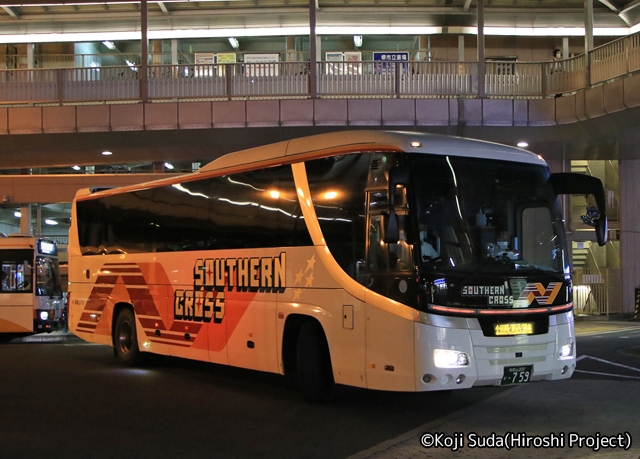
xmin=171 ymin=39 xmax=178 ymax=65
xmin=309 ymin=0 xmax=317 ymax=98
xmin=140 ymin=0 xmax=149 ymax=103
xmin=585 ymin=0 xmax=594 ymax=86
xmin=458 ymin=35 xmax=465 ymax=62
xmin=620 ymin=159 xmax=640 ymax=315
xmin=286 ymin=36 xmax=296 ymax=61
xmin=35 ymin=204 xmax=41 ymax=237
xmin=562 ymin=37 xmax=569 ymax=60
xmin=20 ymin=204 xmax=31 ymax=235
xmin=477 ymin=0 xmax=486 ymax=98
xmin=27 ymin=44 xmax=34 ymax=69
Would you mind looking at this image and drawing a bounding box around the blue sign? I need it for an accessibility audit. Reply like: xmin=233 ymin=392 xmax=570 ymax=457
xmin=373 ymin=52 xmax=410 ymax=74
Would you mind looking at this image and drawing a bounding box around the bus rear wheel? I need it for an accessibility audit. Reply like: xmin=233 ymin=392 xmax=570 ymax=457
xmin=297 ymin=320 xmax=334 ymax=403
xmin=114 ymin=309 xmax=141 ymax=366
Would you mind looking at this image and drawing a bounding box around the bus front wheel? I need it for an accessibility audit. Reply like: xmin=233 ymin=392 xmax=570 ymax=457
xmin=297 ymin=320 xmax=334 ymax=403
xmin=114 ymin=309 xmax=141 ymax=366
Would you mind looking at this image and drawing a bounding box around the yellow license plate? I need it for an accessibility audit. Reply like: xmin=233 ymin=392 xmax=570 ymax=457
xmin=495 ymin=323 xmax=534 ymax=336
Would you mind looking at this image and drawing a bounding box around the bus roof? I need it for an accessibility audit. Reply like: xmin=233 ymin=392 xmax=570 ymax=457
xmin=75 ymin=131 xmax=546 ymax=201
xmin=198 ymin=130 xmax=546 ymax=173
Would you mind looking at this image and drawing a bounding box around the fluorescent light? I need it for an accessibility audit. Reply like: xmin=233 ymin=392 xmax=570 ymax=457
xmin=517 ymin=141 xmax=529 ymax=148
xmin=164 ymin=162 xmax=174 ymax=170
xmin=103 ymin=40 xmax=116 ymax=50
xmin=353 ymin=35 xmax=363 ymax=47
xmin=13 ymin=212 xmax=21 ymax=218
xmin=0 ymin=25 xmax=630 ymax=45
xmin=102 ymin=151 xmax=113 ymax=156
xmin=228 ymin=37 xmax=239 ymax=49
xmin=45 ymin=219 xmax=58 ymax=225
xmin=72 ymin=165 xmax=81 ymax=171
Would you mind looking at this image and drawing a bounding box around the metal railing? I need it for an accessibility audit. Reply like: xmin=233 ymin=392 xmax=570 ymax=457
xmin=573 ymin=267 xmax=622 ymax=316
xmin=3 ymin=32 xmax=640 ymax=104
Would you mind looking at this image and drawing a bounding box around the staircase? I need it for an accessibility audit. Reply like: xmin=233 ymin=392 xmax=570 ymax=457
xmin=572 ymin=247 xmax=590 ymax=269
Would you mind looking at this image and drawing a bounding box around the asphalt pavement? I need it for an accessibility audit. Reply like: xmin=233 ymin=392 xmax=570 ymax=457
xmin=10 ymin=315 xmax=640 ymax=459
xmin=349 ymin=317 xmax=640 ymax=459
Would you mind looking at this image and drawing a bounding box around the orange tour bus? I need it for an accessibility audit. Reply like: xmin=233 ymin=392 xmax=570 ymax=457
xmin=68 ymin=130 xmax=607 ymax=401
xmin=0 ymin=235 xmax=65 ymax=342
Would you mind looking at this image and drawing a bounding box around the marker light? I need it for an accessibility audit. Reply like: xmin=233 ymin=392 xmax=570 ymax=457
xmin=410 ymin=141 xmax=421 ymax=148
xmin=434 ymin=349 xmax=470 ymax=368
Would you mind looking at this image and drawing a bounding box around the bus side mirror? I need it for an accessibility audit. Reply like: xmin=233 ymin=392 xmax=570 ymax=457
xmin=548 ymin=173 xmax=608 ymax=246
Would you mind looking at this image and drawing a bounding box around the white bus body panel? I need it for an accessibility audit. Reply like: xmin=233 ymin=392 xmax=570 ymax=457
xmin=413 ymin=312 xmax=576 ymax=391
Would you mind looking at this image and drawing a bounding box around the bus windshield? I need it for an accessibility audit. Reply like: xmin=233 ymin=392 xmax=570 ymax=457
xmin=410 ymin=155 xmax=568 ymax=276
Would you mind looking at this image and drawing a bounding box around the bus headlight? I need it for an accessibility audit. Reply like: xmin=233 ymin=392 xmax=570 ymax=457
xmin=558 ymin=343 xmax=573 ymax=360
xmin=434 ymin=349 xmax=470 ymax=368
xmin=39 ymin=311 xmax=49 ymax=321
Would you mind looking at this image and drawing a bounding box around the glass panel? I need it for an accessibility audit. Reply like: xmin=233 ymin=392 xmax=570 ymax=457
xmin=411 ymin=155 xmax=566 ymax=275
xmin=0 ymin=249 xmax=33 ymax=293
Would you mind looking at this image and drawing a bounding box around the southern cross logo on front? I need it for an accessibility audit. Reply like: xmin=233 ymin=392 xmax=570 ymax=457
xmin=518 ymin=282 xmax=562 ymax=306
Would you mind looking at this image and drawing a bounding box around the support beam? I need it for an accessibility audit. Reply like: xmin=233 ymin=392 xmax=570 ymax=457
xmin=141 ymin=0 xmax=149 ymax=104
xmin=309 ymin=0 xmax=318 ymax=98
xmin=477 ymin=0 xmax=485 ymax=98
xmin=585 ymin=0 xmax=594 ymax=87
xmin=1 ymin=6 xmax=19 ymax=19
xmin=598 ymin=0 xmax=619 ymax=13
xmin=158 ymin=2 xmax=169 ymax=14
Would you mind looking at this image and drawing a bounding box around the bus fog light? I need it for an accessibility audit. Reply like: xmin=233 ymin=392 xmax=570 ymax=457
xmin=456 ymin=374 xmax=466 ymax=384
xmin=440 ymin=374 xmax=453 ymax=385
xmin=422 ymin=374 xmax=434 ymax=383
xmin=558 ymin=343 xmax=573 ymax=360
xmin=434 ymin=349 xmax=470 ymax=368
xmin=39 ymin=311 xmax=49 ymax=321
xmin=561 ymin=365 xmax=569 ymax=375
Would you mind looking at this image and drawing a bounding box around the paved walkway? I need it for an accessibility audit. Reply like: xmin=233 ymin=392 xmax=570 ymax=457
xmin=349 ymin=318 xmax=640 ymax=459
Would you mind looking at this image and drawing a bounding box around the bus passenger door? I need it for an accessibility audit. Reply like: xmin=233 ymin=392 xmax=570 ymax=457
xmin=0 ymin=256 xmax=34 ymax=333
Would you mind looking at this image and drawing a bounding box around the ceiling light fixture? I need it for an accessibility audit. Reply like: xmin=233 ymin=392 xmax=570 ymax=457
xmin=354 ymin=35 xmax=363 ymax=47
xmin=164 ymin=162 xmax=174 ymax=170
xmin=101 ymin=151 xmax=113 ymax=156
xmin=45 ymin=219 xmax=58 ymax=225
xmin=0 ymin=25 xmax=630 ymax=44
xmin=72 ymin=165 xmax=81 ymax=171
xmin=228 ymin=37 xmax=239 ymax=49
xmin=103 ymin=40 xmax=116 ymax=50
xmin=517 ymin=141 xmax=529 ymax=148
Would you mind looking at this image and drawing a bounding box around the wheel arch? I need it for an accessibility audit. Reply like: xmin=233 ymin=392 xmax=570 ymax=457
xmin=111 ymin=301 xmax=135 ymax=347
xmin=282 ymin=313 xmax=331 ymax=376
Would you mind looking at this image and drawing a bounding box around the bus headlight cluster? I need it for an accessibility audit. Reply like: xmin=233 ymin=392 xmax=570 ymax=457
xmin=39 ymin=311 xmax=49 ymax=321
xmin=558 ymin=343 xmax=573 ymax=360
xmin=434 ymin=349 xmax=470 ymax=368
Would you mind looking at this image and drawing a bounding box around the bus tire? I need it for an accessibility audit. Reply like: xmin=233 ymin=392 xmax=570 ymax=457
xmin=297 ymin=320 xmax=333 ymax=403
xmin=114 ymin=309 xmax=141 ymax=366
